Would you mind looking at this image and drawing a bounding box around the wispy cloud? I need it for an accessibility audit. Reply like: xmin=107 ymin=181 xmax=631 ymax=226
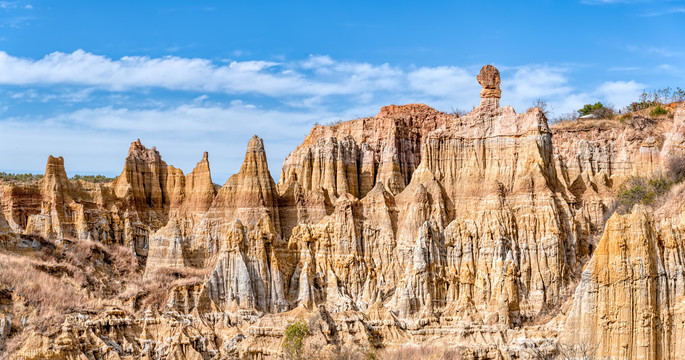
xmin=0 ymin=101 xmax=375 ymax=182
xmin=626 ymin=45 xmax=683 ymax=58
xmin=0 ymin=50 xmax=486 ymax=112
xmin=0 ymin=50 xmax=405 ymax=97
xmin=0 ymin=50 xmax=649 ymax=179
xmin=595 ymin=80 xmax=644 ymax=107
xmin=609 ymin=66 xmax=641 ymax=71
xmin=642 ymin=6 xmax=685 ymax=16
xmin=0 ymin=1 xmax=34 ymax=27
xmin=581 ymin=0 xmax=644 ymax=4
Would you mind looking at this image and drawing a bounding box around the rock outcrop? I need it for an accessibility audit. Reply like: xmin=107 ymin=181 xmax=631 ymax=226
xmin=279 ymin=103 xmax=449 ymax=196
xmin=565 ymin=208 xmax=685 ymax=360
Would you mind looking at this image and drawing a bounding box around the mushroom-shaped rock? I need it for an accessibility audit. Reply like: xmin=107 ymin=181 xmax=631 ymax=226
xmin=477 ymin=65 xmax=501 ymax=108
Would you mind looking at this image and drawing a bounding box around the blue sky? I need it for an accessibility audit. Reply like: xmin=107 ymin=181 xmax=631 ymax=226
xmin=0 ymin=0 xmax=683 ymax=183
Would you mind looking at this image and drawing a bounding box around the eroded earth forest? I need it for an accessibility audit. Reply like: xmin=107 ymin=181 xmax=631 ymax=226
xmin=2 ymin=66 xmax=685 ymax=359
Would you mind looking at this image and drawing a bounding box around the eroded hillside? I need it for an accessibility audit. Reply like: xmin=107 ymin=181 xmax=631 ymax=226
xmin=2 ymin=65 xmax=685 ymax=360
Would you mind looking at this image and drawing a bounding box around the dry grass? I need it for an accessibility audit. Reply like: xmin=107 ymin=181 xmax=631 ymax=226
xmin=656 ymin=181 xmax=685 ymax=219
xmin=119 ymin=265 xmax=208 ymax=310
xmin=56 ymin=238 xmax=140 ymax=298
xmin=611 ymin=154 xmax=685 ymax=217
xmin=377 ymin=345 xmax=461 ymax=360
xmin=0 ymin=237 xmax=141 ymax=332
xmin=551 ymin=118 xmax=623 ymax=131
xmin=0 ymin=236 xmax=216 ymax=357
xmin=65 ymin=238 xmax=137 ymax=275
xmin=0 ymin=252 xmax=103 ymax=331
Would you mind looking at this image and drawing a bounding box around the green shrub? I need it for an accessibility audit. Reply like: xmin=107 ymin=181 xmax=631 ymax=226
xmin=283 ymin=320 xmax=309 ymax=360
xmin=578 ymin=102 xmax=614 ymax=118
xmin=615 ymin=157 xmax=685 ymax=213
xmin=70 ymin=174 xmax=114 ymax=183
xmin=650 ymin=104 xmax=668 ymax=117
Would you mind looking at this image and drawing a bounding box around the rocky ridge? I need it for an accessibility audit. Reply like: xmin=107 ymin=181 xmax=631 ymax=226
xmin=1 ymin=65 xmax=685 ymax=359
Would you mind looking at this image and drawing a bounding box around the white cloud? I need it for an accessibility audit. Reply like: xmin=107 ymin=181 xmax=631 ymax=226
xmin=302 ymin=55 xmax=335 ymax=70
xmin=407 ymin=66 xmax=474 ymax=97
xmin=643 ymin=6 xmax=685 ymax=16
xmin=595 ymin=80 xmax=644 ymax=107
xmin=0 ymin=50 xmax=651 ymax=179
xmin=0 ymin=50 xmax=408 ymax=98
xmin=496 ymin=65 xmax=644 ymax=116
xmin=499 ymin=65 xmax=573 ymax=115
xmin=8 ymin=88 xmax=94 ymax=103
xmin=193 ymin=94 xmax=209 ymax=103
xmin=0 ymin=103 xmax=339 ymax=183
xmin=609 ymin=66 xmax=641 ymax=71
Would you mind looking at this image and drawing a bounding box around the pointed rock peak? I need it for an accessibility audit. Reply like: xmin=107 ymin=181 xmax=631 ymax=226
xmin=126 ymin=139 xmax=162 ymax=162
xmin=182 ymin=150 xmax=216 ymax=214
xmin=412 ymin=183 xmax=429 ymax=201
xmin=247 ymin=135 xmax=265 ymax=153
xmin=238 ymin=135 xmax=271 ymax=177
xmin=191 ymin=151 xmax=211 ymax=171
xmin=185 ymin=150 xmax=214 ymax=180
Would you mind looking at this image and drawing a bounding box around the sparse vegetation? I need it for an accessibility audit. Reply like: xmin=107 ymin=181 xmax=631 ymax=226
xmin=649 ymin=104 xmax=669 ymax=117
xmin=531 ymin=98 xmax=551 ymax=119
xmin=120 ymin=265 xmax=209 ymax=310
xmin=0 ymin=236 xmax=145 ymax=338
xmin=0 ymin=172 xmax=43 ymax=182
xmin=0 ymin=172 xmax=114 ymax=183
xmin=629 ymin=87 xmax=684 ymax=113
xmin=377 ymin=345 xmax=461 ymax=360
xmin=0 ymin=251 xmax=103 ymax=332
xmin=613 ymin=155 xmax=685 ymax=214
xmin=450 ymin=107 xmax=468 ymax=117
xmin=283 ymin=320 xmax=310 ymax=360
xmin=71 ymin=174 xmax=114 ymax=183
xmin=327 ymin=119 xmax=345 ymax=131
xmin=526 ymin=339 xmax=600 ymax=360
xmin=550 ymin=111 xmax=579 ymax=125
xmin=551 ymin=85 xmax=682 ymax=126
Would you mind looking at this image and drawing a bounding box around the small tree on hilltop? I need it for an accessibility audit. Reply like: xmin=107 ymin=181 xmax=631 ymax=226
xmin=531 ymin=98 xmax=551 ymax=119
xmin=578 ymin=102 xmax=614 ymax=119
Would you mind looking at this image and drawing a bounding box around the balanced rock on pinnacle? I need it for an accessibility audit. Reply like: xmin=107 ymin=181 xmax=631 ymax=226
xmin=477 ymin=64 xmax=501 ymax=108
